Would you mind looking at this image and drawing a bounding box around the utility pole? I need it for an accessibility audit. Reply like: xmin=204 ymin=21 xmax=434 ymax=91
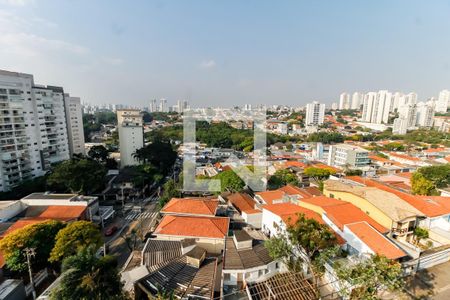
xmin=24 ymin=247 xmax=36 ymax=300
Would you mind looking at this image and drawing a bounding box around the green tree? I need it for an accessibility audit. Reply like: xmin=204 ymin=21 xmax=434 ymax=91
xmin=0 ymin=220 xmax=65 ymax=272
xmin=49 ymin=221 xmax=102 ymax=263
xmin=335 ymin=255 xmax=404 ymax=300
xmin=268 ymin=169 xmax=299 ymax=189
xmin=416 ymin=165 xmax=450 ymax=188
xmin=265 ymin=213 xmax=337 ymax=276
xmin=384 ymin=142 xmax=405 ymax=151
xmin=411 ymin=172 xmax=438 ymax=196
xmin=304 ymin=167 xmax=336 ymax=182
xmin=213 ymin=169 xmax=245 ymax=193
xmin=159 ymin=179 xmax=182 ymax=208
xmin=51 ymin=246 xmax=126 ymax=300
xmin=413 ymin=227 xmax=429 ymax=245
xmin=344 ymin=169 xmax=363 ymax=176
xmin=0 ymin=175 xmax=47 ymax=200
xmin=88 ymin=145 xmax=109 ymax=162
xmin=47 ymin=158 xmax=107 ymax=194
xmin=133 ymin=141 xmax=177 ymax=175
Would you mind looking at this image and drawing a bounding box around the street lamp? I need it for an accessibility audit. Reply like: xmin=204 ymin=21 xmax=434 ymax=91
xmin=24 ymin=247 xmax=36 ymax=300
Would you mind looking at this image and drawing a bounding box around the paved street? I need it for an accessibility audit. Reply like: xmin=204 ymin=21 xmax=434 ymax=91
xmin=403 ymin=260 xmax=450 ymax=299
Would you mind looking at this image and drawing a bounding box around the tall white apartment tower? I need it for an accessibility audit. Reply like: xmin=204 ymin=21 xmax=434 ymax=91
xmin=435 ymin=89 xmax=450 ymax=113
xmin=149 ymin=99 xmax=158 ymax=112
xmin=117 ymin=109 xmax=143 ymax=168
xmin=64 ymin=94 xmax=85 ymax=156
xmin=339 ymin=93 xmax=351 ymax=110
xmin=361 ymin=92 xmax=376 ymax=122
xmin=351 ymin=92 xmax=363 ymax=110
xmin=159 ymin=98 xmax=168 ymax=113
xmin=305 ymin=101 xmax=325 ymax=125
xmin=416 ymin=102 xmax=435 ymax=127
xmin=398 ymin=104 xmax=417 ymax=128
xmin=362 ymin=90 xmax=392 ymax=124
xmin=0 ymin=70 xmax=71 ymax=192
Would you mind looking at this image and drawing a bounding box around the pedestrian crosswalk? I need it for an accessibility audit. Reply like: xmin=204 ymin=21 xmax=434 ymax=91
xmin=125 ymin=211 xmax=158 ymax=221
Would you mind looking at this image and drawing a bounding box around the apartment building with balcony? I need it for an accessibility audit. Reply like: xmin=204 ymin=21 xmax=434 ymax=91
xmin=0 ymin=69 xmax=83 ymax=192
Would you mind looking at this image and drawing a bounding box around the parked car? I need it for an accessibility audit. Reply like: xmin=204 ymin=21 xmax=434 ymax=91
xmin=105 ymin=225 xmax=118 ymax=236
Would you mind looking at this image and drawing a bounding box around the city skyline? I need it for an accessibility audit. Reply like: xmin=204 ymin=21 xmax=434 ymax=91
xmin=1 ymin=0 xmax=450 ymax=107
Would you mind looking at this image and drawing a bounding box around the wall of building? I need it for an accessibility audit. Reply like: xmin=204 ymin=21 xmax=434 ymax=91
xmin=153 ymin=234 xmax=225 ymax=254
xmin=323 ymin=188 xmax=393 ymax=230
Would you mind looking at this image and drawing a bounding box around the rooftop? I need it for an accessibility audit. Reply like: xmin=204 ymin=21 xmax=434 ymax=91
xmin=325 ymin=179 xmax=423 ymax=221
xmin=154 ymin=215 xmax=230 ymax=239
xmin=223 ymin=237 xmax=273 ymax=270
xmin=348 ymin=176 xmax=450 ymax=218
xmin=227 ymin=192 xmax=260 ymax=214
xmin=323 ymin=202 xmax=388 ymax=233
xmin=247 ymin=272 xmax=318 ymax=300
xmin=160 ymin=197 xmax=219 ymax=216
xmin=263 ymin=203 xmax=324 ymax=225
xmin=346 ymin=222 xmax=406 ymax=260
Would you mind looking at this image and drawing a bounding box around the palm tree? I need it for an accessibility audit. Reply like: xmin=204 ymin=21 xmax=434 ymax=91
xmin=51 ymin=246 xmax=126 ymax=300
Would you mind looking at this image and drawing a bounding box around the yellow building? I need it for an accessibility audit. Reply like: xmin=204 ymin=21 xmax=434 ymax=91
xmin=323 ymin=179 xmax=424 ymax=241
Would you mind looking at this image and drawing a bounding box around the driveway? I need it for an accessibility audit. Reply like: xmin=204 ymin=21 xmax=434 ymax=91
xmin=404 ymin=260 xmax=450 ymax=299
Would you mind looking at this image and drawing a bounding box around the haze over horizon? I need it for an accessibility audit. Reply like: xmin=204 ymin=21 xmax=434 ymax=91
xmin=1 ymin=0 xmax=450 ymax=108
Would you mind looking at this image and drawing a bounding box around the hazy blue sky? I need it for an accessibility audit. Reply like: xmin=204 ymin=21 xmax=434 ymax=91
xmin=1 ymin=0 xmax=449 ymax=107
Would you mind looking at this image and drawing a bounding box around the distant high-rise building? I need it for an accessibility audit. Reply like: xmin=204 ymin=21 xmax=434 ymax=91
xmin=149 ymin=99 xmax=158 ymax=112
xmin=416 ymin=102 xmax=435 ymax=127
xmin=362 ymin=90 xmax=392 ymax=124
xmin=0 ymin=69 xmax=74 ymax=192
xmin=305 ymin=101 xmax=325 ymax=125
xmin=393 ymin=117 xmax=408 ymax=135
xmin=64 ymin=94 xmax=85 ymax=156
xmin=435 ymin=89 xmax=450 ymax=113
xmin=117 ymin=109 xmax=143 ymax=168
xmin=339 ymin=93 xmax=351 ymax=110
xmin=351 ymin=92 xmax=363 ymax=110
xmin=159 ymin=98 xmax=168 ymax=113
xmin=397 ymin=104 xmax=417 ymax=128
xmin=331 ymin=102 xmax=338 ymax=110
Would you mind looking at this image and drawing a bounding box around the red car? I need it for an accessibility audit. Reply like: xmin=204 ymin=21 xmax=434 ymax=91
xmin=105 ymin=226 xmax=118 ymax=236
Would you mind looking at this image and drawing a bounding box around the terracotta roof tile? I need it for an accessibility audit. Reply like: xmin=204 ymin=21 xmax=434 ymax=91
xmin=154 ymin=215 xmax=230 ymax=239
xmin=300 ymin=196 xmax=347 ymax=208
xmin=227 ymin=193 xmax=259 ymax=214
xmin=346 ymin=222 xmax=405 ymax=260
xmin=323 ymin=202 xmax=388 ymax=233
xmin=348 ymin=176 xmax=450 ymax=217
xmin=38 ymin=205 xmax=86 ymax=221
xmin=161 ymin=198 xmax=219 ymax=216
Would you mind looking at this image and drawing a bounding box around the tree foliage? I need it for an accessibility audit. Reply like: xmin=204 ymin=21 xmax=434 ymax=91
xmin=265 ymin=213 xmax=337 ymax=274
xmin=159 ymin=178 xmax=182 ymax=208
xmin=416 ymin=165 xmax=450 ymax=188
xmin=212 ymin=169 xmax=245 ymax=193
xmin=51 ymin=246 xmax=126 ymax=300
xmin=49 ymin=221 xmax=102 ymax=263
xmin=304 ymin=167 xmax=336 ymax=182
xmin=268 ymin=169 xmax=299 ymax=189
xmin=335 ymin=255 xmax=404 ymax=300
xmin=133 ymin=141 xmax=177 ymax=175
xmin=88 ymin=145 xmax=109 ymax=162
xmin=0 ymin=175 xmax=47 ymax=200
xmin=411 ymin=172 xmax=438 ymax=196
xmin=47 ymin=158 xmax=107 ymax=194
xmin=0 ymin=220 xmax=65 ymax=272
xmin=307 ymin=132 xmax=344 ymax=144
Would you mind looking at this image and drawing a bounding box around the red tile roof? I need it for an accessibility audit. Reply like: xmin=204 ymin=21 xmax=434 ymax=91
xmin=346 ymin=222 xmax=405 ymax=260
xmin=38 ymin=205 xmax=86 ymax=221
xmin=161 ymin=198 xmax=219 ymax=216
xmin=388 ymin=152 xmax=421 ymax=162
xmin=347 ymin=176 xmax=450 ymax=217
xmin=300 ymin=196 xmax=347 ymax=208
xmin=283 ymin=161 xmax=308 ymax=169
xmin=228 ymin=193 xmax=259 ymax=214
xmin=323 ymin=202 xmax=388 ymax=233
xmin=278 ymin=185 xmax=313 ymax=198
xmin=154 ymin=215 xmax=229 ymax=239
xmin=255 ymin=190 xmax=285 ymax=205
xmin=1 ymin=218 xmax=46 ymax=237
xmin=263 ymin=203 xmax=324 ymax=225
